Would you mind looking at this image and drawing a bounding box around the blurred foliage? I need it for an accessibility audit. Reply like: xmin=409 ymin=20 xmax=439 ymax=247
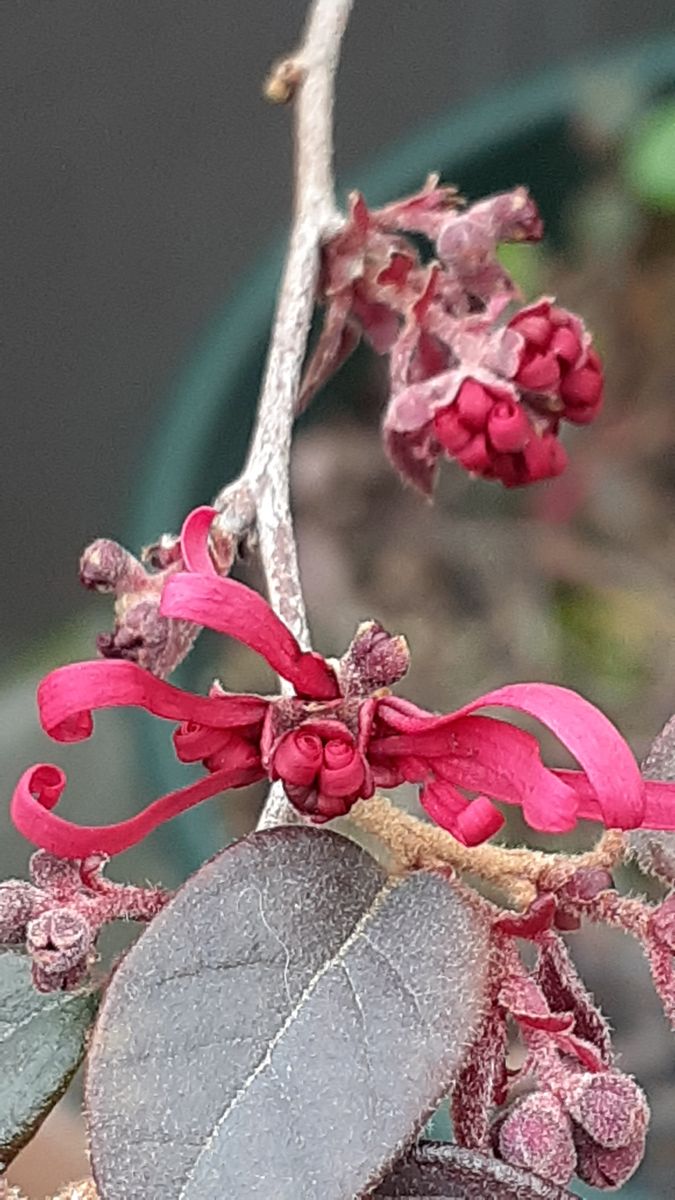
xmin=625 ymin=99 xmax=675 ymax=214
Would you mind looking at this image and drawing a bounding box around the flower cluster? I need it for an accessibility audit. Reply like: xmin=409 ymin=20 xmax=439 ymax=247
xmin=10 ymin=512 xmax=675 ymax=860
xmin=454 ymin=929 xmax=649 ymax=1190
xmin=301 ymin=179 xmax=603 ymax=491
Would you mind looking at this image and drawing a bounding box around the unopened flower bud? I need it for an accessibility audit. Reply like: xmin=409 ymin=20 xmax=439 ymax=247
xmin=455 ymin=379 xmax=493 ymax=429
xmin=26 ymin=908 xmax=94 ymax=991
xmin=497 ymin=1092 xmax=577 ymax=1187
xmin=559 ymin=866 xmax=614 ymax=904
xmin=319 ymin=738 xmax=366 ymax=799
xmin=568 ymin=1072 xmax=649 ymax=1150
xmin=574 ymin=1126 xmax=646 ymax=1189
xmin=273 ymin=731 xmax=324 ymax=788
xmin=79 ymin=540 xmax=145 ymax=594
xmin=339 ymin=620 xmax=410 ymax=696
xmin=487 ymin=400 xmax=530 ymax=452
xmin=0 ymin=881 xmax=41 ymax=944
xmin=30 ymin=850 xmax=81 ymax=895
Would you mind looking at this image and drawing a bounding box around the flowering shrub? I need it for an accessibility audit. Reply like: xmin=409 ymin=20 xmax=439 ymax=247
xmin=3 ymin=5 xmax=675 ymax=1198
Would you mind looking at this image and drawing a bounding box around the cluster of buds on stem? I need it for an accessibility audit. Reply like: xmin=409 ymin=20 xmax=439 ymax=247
xmin=0 ymin=851 xmax=169 ymax=991
xmin=453 ymin=914 xmax=651 ymax=1191
xmin=302 ymin=178 xmax=603 ymax=492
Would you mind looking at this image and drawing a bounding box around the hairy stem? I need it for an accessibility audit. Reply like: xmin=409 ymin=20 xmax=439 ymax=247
xmin=214 ymin=0 xmax=353 ymax=828
xmin=350 ymin=795 xmax=626 ymax=909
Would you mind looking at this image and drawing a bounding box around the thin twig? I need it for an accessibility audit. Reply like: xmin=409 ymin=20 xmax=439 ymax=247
xmin=212 ymin=0 xmax=354 ymax=828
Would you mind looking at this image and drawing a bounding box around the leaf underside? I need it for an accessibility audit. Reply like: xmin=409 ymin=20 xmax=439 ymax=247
xmin=86 ymin=827 xmax=489 ymax=1200
xmin=371 ymin=1141 xmax=571 ymax=1199
xmin=0 ymin=950 xmax=98 ymax=1169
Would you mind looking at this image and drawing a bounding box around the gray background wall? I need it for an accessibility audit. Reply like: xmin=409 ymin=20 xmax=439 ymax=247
xmin=3 ymin=0 xmax=675 ymax=662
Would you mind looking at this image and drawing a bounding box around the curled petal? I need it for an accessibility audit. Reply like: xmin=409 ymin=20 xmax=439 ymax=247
xmin=378 ymin=684 xmax=649 ymax=832
xmin=37 ymin=659 xmax=268 ymax=743
xmin=420 ymin=780 xmax=504 ymax=845
xmin=12 ymin=759 xmax=263 ymax=858
xmin=374 ymin=713 xmax=579 ymax=834
xmin=160 ymin=573 xmax=339 ymax=700
xmin=471 ymin=684 xmax=646 ymax=829
xmin=273 ymin=731 xmax=324 ymax=787
xmin=319 ymin=739 xmax=367 ymax=799
xmin=179 ymin=506 xmax=219 ymax=576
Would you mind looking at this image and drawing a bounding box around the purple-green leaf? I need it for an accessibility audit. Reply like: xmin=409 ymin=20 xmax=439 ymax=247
xmin=86 ymin=827 xmax=489 ymax=1200
xmin=0 ymin=949 xmax=98 ymax=1170
xmin=371 ymin=1142 xmax=571 ymax=1199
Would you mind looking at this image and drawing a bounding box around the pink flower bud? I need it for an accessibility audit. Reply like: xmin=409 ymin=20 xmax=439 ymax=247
xmin=574 ymin=1126 xmax=646 ymax=1189
xmin=456 ymin=432 xmax=492 ymax=474
xmin=273 ymin=731 xmax=324 ymax=788
xmin=433 ymin=407 xmax=472 ymax=454
xmin=515 ymin=352 xmax=561 ymax=393
xmin=569 ymin=1072 xmax=648 ymax=1150
xmin=487 ymin=400 xmax=530 ymax=452
xmin=522 ymin=432 xmax=567 ymax=484
xmin=319 ymin=738 xmax=366 ymax=798
xmin=510 ymin=300 xmax=585 ymax=392
xmin=560 ymin=349 xmax=604 ymax=423
xmin=497 ymin=1093 xmax=577 ymax=1187
xmin=559 ymin=866 xmax=614 ymax=904
xmin=0 ymin=881 xmax=41 ymax=944
xmin=455 ymin=379 xmax=494 ymax=429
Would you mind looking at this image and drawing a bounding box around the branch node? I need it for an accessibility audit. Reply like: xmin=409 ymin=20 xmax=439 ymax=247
xmin=264 ymin=57 xmax=306 ymax=104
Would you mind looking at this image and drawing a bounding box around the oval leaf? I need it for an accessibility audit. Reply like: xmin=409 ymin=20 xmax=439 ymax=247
xmin=628 ymin=716 xmax=675 ymax=883
xmin=87 ymin=827 xmax=489 ymax=1200
xmin=371 ymin=1142 xmax=571 ymax=1199
xmin=0 ymin=950 xmax=98 ymax=1169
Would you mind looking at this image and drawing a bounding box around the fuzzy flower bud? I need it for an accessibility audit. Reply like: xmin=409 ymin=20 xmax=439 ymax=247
xmin=573 ymin=1126 xmax=646 ymax=1190
xmin=26 ymin=907 xmax=94 ymax=992
xmin=338 ymin=621 xmax=410 ymax=696
xmin=496 ymin=1093 xmax=577 ymax=1187
xmin=0 ymin=881 xmax=41 ymax=944
xmin=567 ymin=1072 xmax=649 ymax=1150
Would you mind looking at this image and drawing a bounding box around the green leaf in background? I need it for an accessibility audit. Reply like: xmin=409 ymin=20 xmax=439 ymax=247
xmin=86 ymin=827 xmax=490 ymax=1200
xmin=625 ymin=99 xmax=675 ymax=213
xmin=0 ymin=950 xmax=99 ymax=1170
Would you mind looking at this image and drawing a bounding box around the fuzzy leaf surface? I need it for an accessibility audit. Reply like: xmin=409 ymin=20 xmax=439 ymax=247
xmin=371 ymin=1142 xmax=571 ymax=1199
xmin=628 ymin=716 xmax=675 ymax=883
xmin=86 ymin=827 xmax=489 ymax=1200
xmin=0 ymin=950 xmax=98 ymax=1168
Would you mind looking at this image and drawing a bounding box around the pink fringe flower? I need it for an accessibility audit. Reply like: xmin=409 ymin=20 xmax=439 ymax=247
xmin=11 ymin=517 xmax=675 ymax=859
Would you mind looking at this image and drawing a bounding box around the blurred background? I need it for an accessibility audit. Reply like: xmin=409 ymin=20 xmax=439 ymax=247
xmin=3 ymin=2 xmax=675 ymax=1196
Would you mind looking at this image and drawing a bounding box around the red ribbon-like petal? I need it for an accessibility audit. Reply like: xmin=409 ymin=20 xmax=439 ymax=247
xmin=160 ymin=572 xmax=339 ymax=700
xmin=375 ymin=683 xmax=662 ymax=835
xmin=37 ymin=658 xmax=268 ymax=743
xmin=11 ymin=758 xmax=263 ymax=858
xmin=179 ymin=505 xmax=219 ymax=576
